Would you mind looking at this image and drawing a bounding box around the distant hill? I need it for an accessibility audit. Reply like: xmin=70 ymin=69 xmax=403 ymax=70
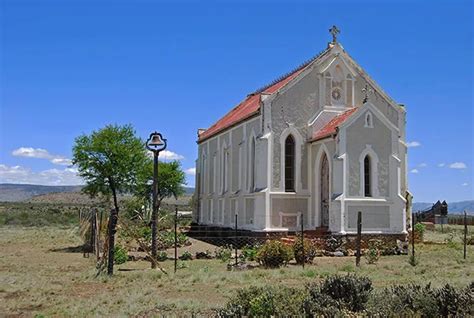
xmin=0 ymin=183 xmax=195 ymax=202
xmin=0 ymin=184 xmax=83 ymax=202
xmin=413 ymin=200 xmax=474 ymax=215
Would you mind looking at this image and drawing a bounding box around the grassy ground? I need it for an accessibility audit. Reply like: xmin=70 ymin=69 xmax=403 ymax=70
xmin=1 ymin=224 xmax=473 ymax=317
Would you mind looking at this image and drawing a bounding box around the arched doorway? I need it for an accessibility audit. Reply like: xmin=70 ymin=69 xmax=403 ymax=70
xmin=320 ymin=153 xmax=329 ymax=227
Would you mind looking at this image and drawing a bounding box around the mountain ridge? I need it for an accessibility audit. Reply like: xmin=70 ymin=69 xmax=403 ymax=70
xmin=0 ymin=183 xmax=194 ymax=202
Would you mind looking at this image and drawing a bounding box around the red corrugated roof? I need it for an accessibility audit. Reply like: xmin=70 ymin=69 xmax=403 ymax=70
xmin=310 ymin=107 xmax=358 ymax=142
xmin=198 ymin=49 xmax=330 ymax=142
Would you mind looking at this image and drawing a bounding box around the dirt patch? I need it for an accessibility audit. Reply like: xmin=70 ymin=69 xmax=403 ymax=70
xmin=68 ymin=282 xmax=108 ymax=299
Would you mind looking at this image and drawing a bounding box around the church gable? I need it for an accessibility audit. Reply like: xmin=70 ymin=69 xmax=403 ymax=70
xmin=319 ymin=55 xmax=356 ymax=108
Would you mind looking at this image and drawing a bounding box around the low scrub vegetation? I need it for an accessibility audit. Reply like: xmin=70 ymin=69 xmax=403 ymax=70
xmin=255 ymin=240 xmax=293 ymax=268
xmin=218 ymin=275 xmax=474 ymax=317
xmin=293 ymin=237 xmax=318 ymax=264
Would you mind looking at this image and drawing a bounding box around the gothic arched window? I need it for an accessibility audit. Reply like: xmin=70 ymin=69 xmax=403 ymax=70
xmin=364 ymin=155 xmax=372 ymax=197
xmin=285 ymin=135 xmax=296 ymax=192
xmin=249 ymin=138 xmax=256 ymax=192
xmin=364 ymin=112 xmax=373 ymax=128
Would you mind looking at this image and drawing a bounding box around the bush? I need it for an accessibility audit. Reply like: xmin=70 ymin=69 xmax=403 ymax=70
xmin=157 ymin=231 xmax=189 ymax=249
xmin=319 ymin=274 xmax=372 ymax=312
xmin=240 ymin=244 xmax=259 ymax=262
xmin=195 ymin=250 xmax=213 ymax=259
xmin=179 ymin=251 xmax=193 ymax=261
xmin=114 ymin=245 xmax=128 ymax=265
xmin=365 ymin=239 xmax=381 ymax=264
xmin=218 ymin=277 xmax=473 ymax=317
xmin=293 ymin=238 xmax=318 ymax=264
xmin=367 ymin=283 xmax=474 ymax=317
xmin=256 ymin=240 xmax=293 ymax=268
xmin=215 ymin=245 xmax=233 ymax=263
xmin=414 ymin=222 xmax=426 ymax=241
xmin=157 ymin=251 xmax=168 ymax=261
xmin=217 ymin=285 xmax=306 ymax=317
xmin=434 ymin=283 xmax=473 ymax=317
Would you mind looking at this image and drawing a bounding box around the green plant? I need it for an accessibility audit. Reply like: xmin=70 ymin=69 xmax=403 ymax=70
xmin=215 ymin=245 xmax=233 ymax=263
xmin=157 ymin=251 xmax=167 ymax=261
xmin=179 ymin=251 xmax=193 ymax=260
xmin=195 ymin=250 xmax=213 ymax=259
xmin=113 ymin=245 xmax=128 ymax=265
xmin=256 ymin=240 xmax=293 ymax=268
xmin=217 ymin=285 xmax=306 ymax=317
xmin=176 ymin=261 xmax=188 ymax=269
xmin=365 ymin=239 xmax=381 ymax=264
xmin=73 ymin=124 xmax=150 ymax=275
xmin=318 ymin=274 xmax=373 ymax=312
xmin=157 ymin=231 xmax=189 ymax=249
xmin=240 ymin=244 xmax=259 ymax=262
xmin=409 ymin=254 xmax=418 ymax=266
xmin=292 ymin=238 xmax=317 ymax=264
xmin=414 ymin=222 xmax=426 ymax=241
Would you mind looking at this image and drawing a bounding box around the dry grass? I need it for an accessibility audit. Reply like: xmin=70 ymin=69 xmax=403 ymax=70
xmin=1 ymin=225 xmax=473 ymax=317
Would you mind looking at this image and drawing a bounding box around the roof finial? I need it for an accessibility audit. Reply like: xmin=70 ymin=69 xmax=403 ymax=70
xmin=362 ymin=84 xmax=374 ymax=103
xmin=329 ymin=25 xmax=340 ymax=43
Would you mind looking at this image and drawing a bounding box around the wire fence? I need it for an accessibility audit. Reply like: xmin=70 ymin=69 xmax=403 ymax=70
xmin=80 ymin=207 xmax=472 ymax=273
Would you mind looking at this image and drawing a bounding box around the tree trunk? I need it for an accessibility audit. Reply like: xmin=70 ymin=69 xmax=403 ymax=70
xmin=107 ymin=182 xmax=120 ymax=276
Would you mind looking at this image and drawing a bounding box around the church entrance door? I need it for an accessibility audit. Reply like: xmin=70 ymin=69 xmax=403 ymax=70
xmin=320 ymin=154 xmax=329 ymax=227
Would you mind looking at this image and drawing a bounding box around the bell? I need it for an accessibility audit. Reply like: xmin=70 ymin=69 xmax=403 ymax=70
xmin=149 ymin=133 xmax=164 ymax=147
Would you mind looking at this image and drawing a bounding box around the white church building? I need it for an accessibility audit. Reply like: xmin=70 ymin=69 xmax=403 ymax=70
xmin=194 ymin=27 xmax=408 ymax=236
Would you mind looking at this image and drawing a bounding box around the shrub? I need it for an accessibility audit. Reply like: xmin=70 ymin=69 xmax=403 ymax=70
xmin=217 ymin=285 xmax=306 ymax=317
xmin=414 ymin=222 xmax=425 ymax=241
xmin=196 ymin=250 xmax=214 ymax=259
xmin=303 ymin=285 xmax=346 ymax=317
xmin=367 ymin=283 xmax=474 ymax=317
xmin=215 ymin=245 xmax=233 ymax=263
xmin=433 ymin=283 xmax=473 ymax=317
xmin=293 ymin=238 xmax=318 ymax=264
xmin=157 ymin=251 xmax=168 ymax=261
xmin=365 ymin=239 xmax=381 ymax=264
xmin=114 ymin=245 xmax=128 ymax=265
xmin=157 ymin=231 xmax=189 ymax=249
xmin=408 ymin=254 xmax=418 ymax=267
xmin=319 ymin=274 xmax=372 ymax=312
xmin=179 ymin=251 xmax=193 ymax=261
xmin=256 ymin=240 xmax=293 ymax=268
xmin=240 ymin=244 xmax=259 ymax=262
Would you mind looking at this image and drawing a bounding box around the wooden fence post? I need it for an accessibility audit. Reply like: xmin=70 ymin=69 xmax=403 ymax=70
xmin=234 ymin=213 xmax=238 ymax=267
xmin=301 ymin=213 xmax=305 ymax=269
xmin=174 ymin=206 xmax=178 ymax=273
xmin=411 ymin=212 xmax=416 ymax=265
xmin=356 ymin=211 xmax=362 ymax=267
xmin=464 ymin=210 xmax=467 ymax=260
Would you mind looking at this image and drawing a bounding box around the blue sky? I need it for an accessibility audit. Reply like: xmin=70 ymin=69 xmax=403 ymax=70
xmin=0 ymin=0 xmax=472 ymax=202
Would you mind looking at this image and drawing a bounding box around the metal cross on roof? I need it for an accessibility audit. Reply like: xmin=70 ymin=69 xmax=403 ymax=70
xmin=362 ymin=84 xmax=374 ymax=103
xmin=329 ymin=25 xmax=340 ymax=43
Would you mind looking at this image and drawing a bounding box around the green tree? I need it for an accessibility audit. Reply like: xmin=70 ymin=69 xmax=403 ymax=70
xmin=135 ymin=160 xmax=186 ymax=211
xmin=135 ymin=160 xmax=185 ymax=268
xmin=72 ymin=124 xmax=150 ymax=275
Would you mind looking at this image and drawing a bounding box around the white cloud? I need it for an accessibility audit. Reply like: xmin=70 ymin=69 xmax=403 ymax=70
xmin=418 ymin=163 xmax=427 ymax=168
xmin=0 ymin=164 xmax=83 ymax=186
xmin=147 ymin=150 xmax=184 ymax=160
xmin=50 ymin=158 xmax=73 ymax=166
xmin=185 ymin=168 xmax=196 ymax=176
xmin=12 ymin=147 xmax=72 ymax=166
xmin=12 ymin=147 xmax=51 ymax=159
xmin=449 ymin=162 xmax=467 ymax=169
xmin=438 ymin=163 xmax=445 ymax=167
xmin=462 ymin=182 xmax=469 ymax=186
xmin=407 ymin=141 xmax=421 ymax=148
xmin=159 ymin=150 xmax=184 ymax=160
xmin=410 ymin=169 xmax=419 ymax=174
